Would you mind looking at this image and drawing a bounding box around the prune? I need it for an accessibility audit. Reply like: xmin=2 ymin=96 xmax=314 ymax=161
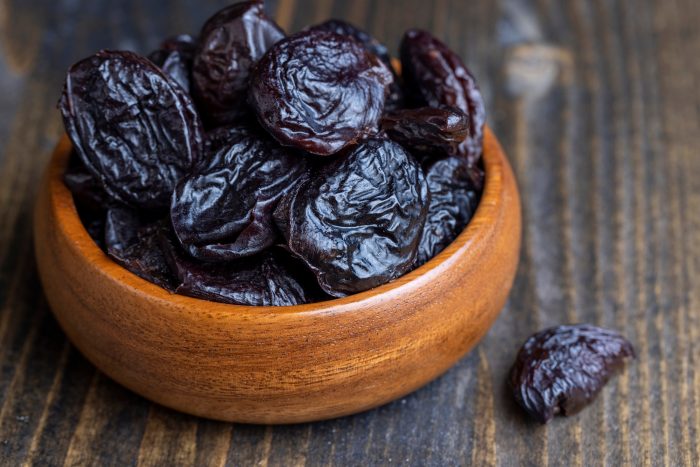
xmin=400 ymin=29 xmax=485 ymax=164
xmin=510 ymin=324 xmax=635 ymax=424
xmin=415 ymin=157 xmax=480 ymax=267
xmin=59 ymin=50 xmax=203 ymax=209
xmin=148 ymin=34 xmax=197 ymax=92
xmin=274 ymin=137 xmax=428 ymax=296
xmin=104 ymin=208 xmax=178 ymax=291
xmin=202 ymin=124 xmax=250 ymax=154
xmin=171 ymin=126 xmax=307 ymax=261
xmin=192 ymin=1 xmax=284 ymax=125
xmin=64 ymin=152 xmax=112 ymax=214
xmin=161 ymin=232 xmax=321 ymax=305
xmin=382 ymin=106 xmax=469 ymax=156
xmin=250 ymin=30 xmax=393 ymax=156
xmin=308 ymin=19 xmax=403 ymax=110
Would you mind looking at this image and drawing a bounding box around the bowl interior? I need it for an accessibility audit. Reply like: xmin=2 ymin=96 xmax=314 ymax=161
xmin=48 ymin=125 xmax=506 ymax=316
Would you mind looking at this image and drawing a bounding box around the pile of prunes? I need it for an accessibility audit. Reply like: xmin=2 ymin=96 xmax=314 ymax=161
xmin=60 ymin=1 xmax=486 ymax=306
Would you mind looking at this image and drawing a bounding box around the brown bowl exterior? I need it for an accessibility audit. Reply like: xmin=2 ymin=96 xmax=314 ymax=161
xmin=33 ymin=126 xmax=521 ymax=424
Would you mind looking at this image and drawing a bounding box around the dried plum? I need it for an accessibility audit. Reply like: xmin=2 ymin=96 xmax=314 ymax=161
xmin=171 ymin=126 xmax=307 ymax=261
xmin=274 ymin=137 xmax=428 ymax=296
xmin=250 ymin=30 xmax=393 ymax=156
xmin=382 ymin=106 xmax=469 ymax=156
xmin=64 ymin=152 xmax=112 ymax=214
xmin=400 ymin=29 xmax=485 ymax=164
xmin=415 ymin=157 xmax=479 ymax=267
xmin=192 ymin=1 xmax=284 ymax=125
xmin=60 ymin=13 xmax=488 ymax=306
xmin=148 ymin=34 xmax=197 ymax=92
xmin=105 ymin=208 xmax=178 ymax=291
xmin=161 ymin=233 xmax=322 ymax=305
xmin=59 ymin=50 xmax=203 ymax=209
xmin=308 ymin=19 xmax=403 ymax=109
xmin=510 ymin=324 xmax=635 ymax=424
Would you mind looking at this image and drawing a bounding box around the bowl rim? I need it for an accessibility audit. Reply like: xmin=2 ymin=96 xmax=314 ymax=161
xmin=46 ymin=125 xmax=507 ymax=316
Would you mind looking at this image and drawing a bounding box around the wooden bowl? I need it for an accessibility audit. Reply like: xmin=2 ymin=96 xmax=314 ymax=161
xmin=33 ymin=126 xmax=521 ymax=424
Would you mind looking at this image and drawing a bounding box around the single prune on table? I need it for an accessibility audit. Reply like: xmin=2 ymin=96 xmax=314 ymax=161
xmin=274 ymin=137 xmax=428 ymax=297
xmin=400 ymin=29 xmax=485 ymax=164
xmin=382 ymin=106 xmax=469 ymax=156
xmin=59 ymin=50 xmax=204 ymax=210
xmin=171 ymin=126 xmax=308 ymax=261
xmin=510 ymin=324 xmax=635 ymax=424
xmin=415 ymin=157 xmax=480 ymax=267
xmin=148 ymin=34 xmax=197 ymax=92
xmin=250 ymin=30 xmax=393 ymax=156
xmin=307 ymin=19 xmax=403 ymax=110
xmin=160 ymin=232 xmax=323 ymax=305
xmin=192 ymin=1 xmax=284 ymax=125
xmin=105 ymin=208 xmax=178 ymax=291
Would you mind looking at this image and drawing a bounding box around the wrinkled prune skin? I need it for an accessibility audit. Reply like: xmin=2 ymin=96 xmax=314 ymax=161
xmin=274 ymin=137 xmax=428 ymax=296
xmin=171 ymin=126 xmax=307 ymax=261
xmin=400 ymin=29 xmax=485 ymax=164
xmin=308 ymin=19 xmax=403 ymax=110
xmin=510 ymin=324 xmax=635 ymax=424
xmin=250 ymin=30 xmax=393 ymax=156
xmin=104 ymin=208 xmax=178 ymax=291
xmin=59 ymin=50 xmax=204 ymax=209
xmin=415 ymin=157 xmax=479 ymax=267
xmin=309 ymin=19 xmax=392 ymax=67
xmin=160 ymin=232 xmax=321 ymax=305
xmin=64 ymin=152 xmax=112 ymax=213
xmin=382 ymin=106 xmax=469 ymax=155
xmin=148 ymin=34 xmax=197 ymax=92
xmin=192 ymin=1 xmax=284 ymax=125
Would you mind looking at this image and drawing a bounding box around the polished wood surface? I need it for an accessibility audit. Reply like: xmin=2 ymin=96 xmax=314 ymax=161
xmin=33 ymin=127 xmax=520 ymax=424
xmin=2 ymin=0 xmax=700 ymax=464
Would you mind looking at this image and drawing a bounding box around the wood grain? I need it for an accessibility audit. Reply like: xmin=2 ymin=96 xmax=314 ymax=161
xmin=0 ymin=0 xmax=698 ymax=464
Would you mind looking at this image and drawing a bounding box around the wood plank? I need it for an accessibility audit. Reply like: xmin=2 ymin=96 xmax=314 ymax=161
xmin=0 ymin=0 xmax=697 ymax=465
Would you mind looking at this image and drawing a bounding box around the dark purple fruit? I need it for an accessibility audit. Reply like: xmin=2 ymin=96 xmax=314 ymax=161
xmin=161 ymin=233 xmax=324 ymax=306
xmin=274 ymin=137 xmax=428 ymax=296
xmin=415 ymin=157 xmax=480 ymax=267
xmin=510 ymin=324 xmax=635 ymax=424
xmin=59 ymin=50 xmax=204 ymax=209
xmin=171 ymin=126 xmax=307 ymax=261
xmin=400 ymin=29 xmax=485 ymax=164
xmin=104 ymin=208 xmax=178 ymax=291
xmin=148 ymin=34 xmax=197 ymax=92
xmin=192 ymin=1 xmax=284 ymax=125
xmin=250 ymin=30 xmax=393 ymax=156
xmin=307 ymin=19 xmax=403 ymax=110
xmin=382 ymin=106 xmax=469 ymax=156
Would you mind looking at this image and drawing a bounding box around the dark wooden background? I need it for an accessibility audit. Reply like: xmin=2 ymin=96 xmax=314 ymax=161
xmin=0 ymin=0 xmax=698 ymax=465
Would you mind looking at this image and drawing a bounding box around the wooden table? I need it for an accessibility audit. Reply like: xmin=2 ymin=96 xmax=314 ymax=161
xmin=1 ymin=0 xmax=697 ymax=465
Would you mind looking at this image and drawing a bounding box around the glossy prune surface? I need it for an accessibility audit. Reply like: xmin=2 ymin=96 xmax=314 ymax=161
xmin=148 ymin=34 xmax=197 ymax=92
xmin=250 ymin=30 xmax=393 ymax=155
xmin=400 ymin=29 xmax=485 ymax=164
xmin=59 ymin=50 xmax=204 ymax=209
xmin=104 ymin=208 xmax=178 ymax=291
xmin=171 ymin=126 xmax=307 ymax=261
xmin=382 ymin=106 xmax=469 ymax=156
xmin=510 ymin=324 xmax=635 ymax=424
xmin=415 ymin=157 xmax=480 ymax=267
xmin=192 ymin=1 xmax=284 ymax=125
xmin=274 ymin=137 xmax=428 ymax=296
xmin=308 ymin=19 xmax=403 ymax=110
xmin=63 ymin=153 xmax=112 ymax=214
xmin=161 ymin=232 xmax=322 ymax=306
